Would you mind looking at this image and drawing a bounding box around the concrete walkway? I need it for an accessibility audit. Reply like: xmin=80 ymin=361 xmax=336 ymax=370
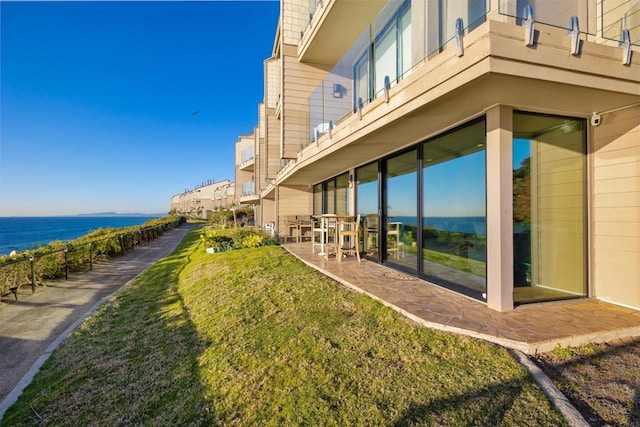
xmin=0 ymin=223 xmax=197 ymax=416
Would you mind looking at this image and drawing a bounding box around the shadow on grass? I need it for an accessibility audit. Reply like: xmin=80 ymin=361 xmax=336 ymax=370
xmin=392 ymin=376 xmax=528 ymax=426
xmin=533 ymin=339 xmax=640 ymax=427
xmin=0 ymin=227 xmax=217 ymax=425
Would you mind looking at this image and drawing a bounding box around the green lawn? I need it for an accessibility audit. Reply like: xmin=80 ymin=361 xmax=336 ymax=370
xmin=1 ymin=229 xmax=566 ymax=426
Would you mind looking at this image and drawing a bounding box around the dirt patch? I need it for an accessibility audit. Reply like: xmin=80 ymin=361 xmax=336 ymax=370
xmin=532 ymin=337 xmax=640 ymax=426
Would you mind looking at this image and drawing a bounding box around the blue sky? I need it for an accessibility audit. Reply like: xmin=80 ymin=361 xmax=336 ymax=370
xmin=0 ymin=1 xmax=279 ymax=216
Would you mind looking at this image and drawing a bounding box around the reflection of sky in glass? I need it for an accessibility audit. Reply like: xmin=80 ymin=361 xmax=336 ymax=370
xmin=357 ymin=181 xmax=378 ymax=214
xmin=513 ymin=138 xmax=531 ymax=169
xmin=423 ymin=150 xmax=486 ymax=217
xmin=387 ymin=171 xmax=417 ymax=217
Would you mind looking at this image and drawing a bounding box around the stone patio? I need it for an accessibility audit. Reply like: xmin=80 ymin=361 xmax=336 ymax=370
xmin=283 ymin=242 xmax=640 ymax=354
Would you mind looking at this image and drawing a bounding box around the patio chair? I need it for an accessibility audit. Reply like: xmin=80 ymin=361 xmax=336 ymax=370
xmin=311 ymin=217 xmax=324 ymax=253
xmin=337 ymin=214 xmax=361 ymax=262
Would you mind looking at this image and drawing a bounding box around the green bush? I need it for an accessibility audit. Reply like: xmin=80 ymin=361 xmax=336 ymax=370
xmin=0 ymin=216 xmax=182 ymax=289
xmin=200 ymin=227 xmax=278 ymax=253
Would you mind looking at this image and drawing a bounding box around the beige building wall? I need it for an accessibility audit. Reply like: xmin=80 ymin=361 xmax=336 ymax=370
xmin=265 ymin=58 xmax=281 ymax=109
xmin=171 ymin=180 xmax=234 ymax=219
xmin=276 ymin=185 xmax=312 ymax=236
xmin=281 ymin=48 xmax=330 ymax=159
xmin=533 ymin=128 xmax=586 ymax=295
xmin=281 ymin=0 xmax=308 ymax=46
xmin=592 ymin=106 xmax=640 ymax=309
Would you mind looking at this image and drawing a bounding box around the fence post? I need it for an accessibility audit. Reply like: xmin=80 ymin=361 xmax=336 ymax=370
xmin=64 ymin=248 xmax=69 ymax=280
xmin=89 ymin=242 xmax=93 ymax=270
xmin=119 ymin=235 xmax=125 ymax=256
xmin=30 ymin=256 xmax=35 ymax=293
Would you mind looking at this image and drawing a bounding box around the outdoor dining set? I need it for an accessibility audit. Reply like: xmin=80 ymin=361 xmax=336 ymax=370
xmin=282 ymin=214 xmax=362 ymax=262
xmin=282 ymin=214 xmax=406 ymax=263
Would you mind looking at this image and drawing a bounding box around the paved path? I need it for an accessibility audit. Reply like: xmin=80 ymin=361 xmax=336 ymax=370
xmin=0 ymin=223 xmax=198 ymax=416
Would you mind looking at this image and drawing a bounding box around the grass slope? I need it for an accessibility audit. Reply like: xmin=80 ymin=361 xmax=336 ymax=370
xmin=2 ymin=229 xmax=566 ymax=426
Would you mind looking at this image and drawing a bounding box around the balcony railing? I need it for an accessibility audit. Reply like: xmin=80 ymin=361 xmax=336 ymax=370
xmin=498 ymin=0 xmax=596 ymax=35
xmin=240 ymin=146 xmax=254 ymax=164
xmin=304 ymin=0 xmax=637 ymax=151
xmin=601 ymin=0 xmax=640 ymax=46
xmin=305 ymin=0 xmax=488 ymax=149
xmin=242 ymin=182 xmax=255 ymax=197
xmin=301 ymin=0 xmax=322 ymax=41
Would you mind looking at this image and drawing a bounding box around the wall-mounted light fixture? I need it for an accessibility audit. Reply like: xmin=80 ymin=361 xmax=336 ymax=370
xmin=357 ymin=97 xmax=363 ymax=120
xmin=333 ymin=83 xmax=344 ymax=98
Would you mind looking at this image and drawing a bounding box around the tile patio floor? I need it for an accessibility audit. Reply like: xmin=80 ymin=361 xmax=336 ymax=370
xmin=283 ymin=242 xmax=640 ymax=354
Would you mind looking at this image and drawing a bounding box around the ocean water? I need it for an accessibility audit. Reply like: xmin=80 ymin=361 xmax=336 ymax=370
xmin=0 ymin=216 xmax=160 ymax=256
xmin=394 ymin=216 xmax=487 ymax=235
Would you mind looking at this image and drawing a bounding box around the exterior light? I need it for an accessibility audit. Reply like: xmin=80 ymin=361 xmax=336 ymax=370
xmin=333 ymin=83 xmax=343 ymax=98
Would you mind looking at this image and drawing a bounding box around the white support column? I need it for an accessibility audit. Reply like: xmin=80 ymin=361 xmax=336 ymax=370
xmin=486 ymin=105 xmax=514 ymax=311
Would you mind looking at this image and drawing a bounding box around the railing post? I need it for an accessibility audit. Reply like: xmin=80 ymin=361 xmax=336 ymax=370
xmin=64 ymin=248 xmax=69 ymax=280
xmin=30 ymin=256 xmax=35 ymax=293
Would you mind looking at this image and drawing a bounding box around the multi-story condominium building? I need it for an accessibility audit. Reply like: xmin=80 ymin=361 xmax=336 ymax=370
xmin=171 ymin=179 xmax=235 ymax=219
xmin=236 ymin=0 xmax=639 ymax=312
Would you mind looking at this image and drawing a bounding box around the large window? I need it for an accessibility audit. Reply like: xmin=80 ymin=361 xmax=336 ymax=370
xmin=384 ymin=149 xmax=418 ymax=273
xmin=356 ymin=162 xmax=379 ymax=260
xmin=422 ymin=119 xmax=487 ymax=300
xmin=314 ymin=173 xmax=351 ymax=216
xmin=513 ymin=112 xmax=586 ymax=304
xmin=313 ymin=184 xmax=322 ymax=215
xmin=335 ymin=173 xmax=350 ymax=215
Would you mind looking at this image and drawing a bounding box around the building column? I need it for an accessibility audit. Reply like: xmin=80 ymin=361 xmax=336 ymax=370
xmin=486 ymin=105 xmax=514 ymax=311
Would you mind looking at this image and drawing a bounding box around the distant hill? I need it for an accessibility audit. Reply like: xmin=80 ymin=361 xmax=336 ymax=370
xmin=75 ymin=212 xmax=164 ymax=217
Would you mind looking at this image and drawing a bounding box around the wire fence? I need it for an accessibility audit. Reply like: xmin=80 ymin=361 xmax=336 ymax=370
xmin=0 ymin=217 xmax=185 ymax=301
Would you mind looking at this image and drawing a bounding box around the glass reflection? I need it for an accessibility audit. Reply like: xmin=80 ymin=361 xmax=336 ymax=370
xmin=513 ymin=112 xmax=586 ymax=304
xmin=356 ymin=162 xmax=379 ymax=261
xmin=384 ymin=150 xmax=417 ymax=273
xmin=422 ymin=120 xmax=487 ymax=300
xmin=335 ymin=173 xmax=350 ymax=215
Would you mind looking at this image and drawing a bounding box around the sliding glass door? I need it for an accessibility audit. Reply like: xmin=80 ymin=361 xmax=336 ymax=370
xmin=356 ymin=162 xmax=379 ymax=261
xmin=383 ymin=149 xmax=418 ymax=273
xmin=421 ymin=120 xmax=487 ymax=300
xmin=513 ymin=112 xmax=586 ymax=304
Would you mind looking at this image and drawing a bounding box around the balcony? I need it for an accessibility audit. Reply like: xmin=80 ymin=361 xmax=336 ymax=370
xmin=273 ymin=0 xmax=638 ymax=186
xmin=239 ymin=181 xmax=259 ymax=204
xmin=239 ymin=147 xmax=255 ymax=171
xmin=302 ymin=0 xmax=640 ymax=153
xmin=299 ymin=0 xmax=388 ymax=64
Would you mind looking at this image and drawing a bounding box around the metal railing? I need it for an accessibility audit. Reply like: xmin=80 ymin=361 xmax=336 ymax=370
xmin=0 ymin=218 xmax=183 ymax=300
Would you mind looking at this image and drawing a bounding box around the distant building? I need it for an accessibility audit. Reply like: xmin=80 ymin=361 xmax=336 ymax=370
xmin=170 ymin=179 xmax=235 ymax=219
